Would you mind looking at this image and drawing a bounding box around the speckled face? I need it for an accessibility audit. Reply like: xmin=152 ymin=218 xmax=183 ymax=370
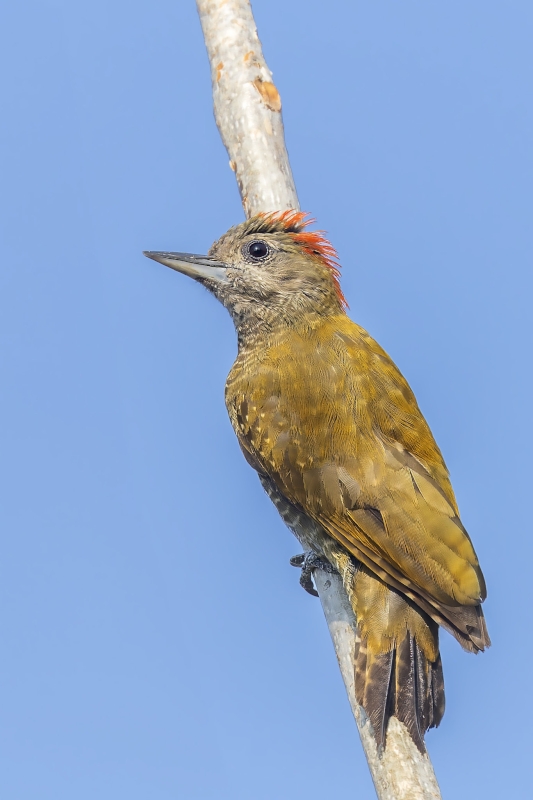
xmin=145 ymin=211 xmax=346 ymax=335
xmin=206 ymin=211 xmax=346 ymax=315
xmin=204 ymin=214 xmax=347 ymax=336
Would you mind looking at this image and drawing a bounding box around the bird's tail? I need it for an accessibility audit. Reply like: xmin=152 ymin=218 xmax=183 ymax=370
xmin=354 ymin=627 xmax=445 ymax=752
xmin=348 ymin=563 xmax=445 ymax=752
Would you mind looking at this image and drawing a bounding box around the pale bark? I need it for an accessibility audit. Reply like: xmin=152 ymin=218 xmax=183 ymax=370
xmin=314 ymin=569 xmax=442 ymax=800
xmin=195 ymin=1 xmax=443 ymax=797
xmin=196 ymin=0 xmax=298 ymax=217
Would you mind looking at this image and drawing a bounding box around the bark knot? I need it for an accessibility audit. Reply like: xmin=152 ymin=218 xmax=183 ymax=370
xmin=252 ymin=78 xmax=282 ymax=112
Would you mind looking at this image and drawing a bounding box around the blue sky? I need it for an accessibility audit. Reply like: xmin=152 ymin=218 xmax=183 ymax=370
xmin=0 ymin=1 xmax=531 ymax=797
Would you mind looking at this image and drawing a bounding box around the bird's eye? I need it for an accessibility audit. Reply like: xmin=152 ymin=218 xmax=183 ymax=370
xmin=245 ymin=240 xmax=270 ymax=260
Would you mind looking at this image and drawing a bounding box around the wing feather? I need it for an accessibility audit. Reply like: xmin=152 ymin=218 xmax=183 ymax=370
xmin=225 ymin=316 xmax=489 ymax=650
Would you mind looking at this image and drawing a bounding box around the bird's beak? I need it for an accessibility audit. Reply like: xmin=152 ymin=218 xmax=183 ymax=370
xmin=143 ymin=251 xmax=229 ymax=283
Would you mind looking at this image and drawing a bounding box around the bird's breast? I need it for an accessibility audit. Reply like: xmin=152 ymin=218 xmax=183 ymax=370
xmin=224 ymin=327 xmax=379 ymax=485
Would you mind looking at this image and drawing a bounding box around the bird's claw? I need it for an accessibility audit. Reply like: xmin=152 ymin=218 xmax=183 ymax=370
xmin=290 ymin=551 xmax=334 ymax=597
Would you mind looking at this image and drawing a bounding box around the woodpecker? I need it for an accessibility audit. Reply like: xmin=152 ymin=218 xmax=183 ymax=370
xmin=144 ymin=211 xmax=489 ymax=752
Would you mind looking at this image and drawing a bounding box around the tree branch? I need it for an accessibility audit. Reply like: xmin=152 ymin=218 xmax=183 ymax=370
xmin=195 ymin=1 xmax=443 ymax=797
xmin=196 ymin=0 xmax=297 ymax=216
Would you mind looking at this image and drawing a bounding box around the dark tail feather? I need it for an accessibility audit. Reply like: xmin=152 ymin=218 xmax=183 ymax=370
xmin=355 ymin=636 xmax=394 ymax=748
xmin=441 ymin=603 xmax=491 ymax=653
xmin=355 ymin=633 xmax=445 ymax=753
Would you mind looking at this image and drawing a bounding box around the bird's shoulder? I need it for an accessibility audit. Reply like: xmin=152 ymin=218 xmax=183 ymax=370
xmin=227 ymin=315 xmax=453 ymax=503
xmin=327 ymin=316 xmax=456 ymax=505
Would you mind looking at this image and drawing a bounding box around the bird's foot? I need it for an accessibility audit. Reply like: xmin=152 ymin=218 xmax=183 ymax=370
xmin=289 ymin=551 xmax=334 ymax=597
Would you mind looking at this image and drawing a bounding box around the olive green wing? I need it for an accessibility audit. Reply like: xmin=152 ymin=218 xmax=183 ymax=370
xmin=227 ymin=320 xmax=489 ymax=650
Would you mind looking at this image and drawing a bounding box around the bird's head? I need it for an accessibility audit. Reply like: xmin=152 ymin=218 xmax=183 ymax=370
xmin=144 ymin=211 xmax=347 ymax=335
